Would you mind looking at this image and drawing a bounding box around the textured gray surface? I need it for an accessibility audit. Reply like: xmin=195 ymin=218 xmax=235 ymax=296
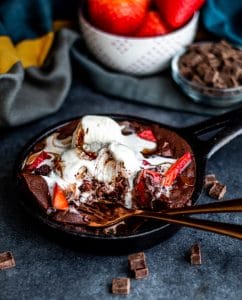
xmin=1 ymin=78 xmax=242 ymax=300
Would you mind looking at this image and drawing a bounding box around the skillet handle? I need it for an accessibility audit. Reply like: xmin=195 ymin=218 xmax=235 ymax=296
xmin=184 ymin=107 xmax=242 ymax=158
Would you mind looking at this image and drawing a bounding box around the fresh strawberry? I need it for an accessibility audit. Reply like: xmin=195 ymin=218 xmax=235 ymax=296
xmin=52 ymin=183 xmax=69 ymax=210
xmin=162 ymin=152 xmax=192 ymax=187
xmin=135 ymin=11 xmax=170 ymax=37
xmin=88 ymin=0 xmax=150 ymax=35
xmin=145 ymin=169 xmax=162 ymax=183
xmin=142 ymin=159 xmax=151 ymax=166
xmin=26 ymin=151 xmax=50 ymax=171
xmin=155 ymin=0 xmax=205 ymax=29
xmin=138 ymin=129 xmax=157 ymax=142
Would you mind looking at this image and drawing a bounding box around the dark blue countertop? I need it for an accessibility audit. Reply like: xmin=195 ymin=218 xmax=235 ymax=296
xmin=1 ymin=78 xmax=242 ymax=300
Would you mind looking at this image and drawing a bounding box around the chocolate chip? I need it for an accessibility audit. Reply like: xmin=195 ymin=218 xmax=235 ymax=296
xmin=112 ymin=278 xmax=130 ymax=295
xmin=35 ymin=164 xmax=51 ymax=176
xmin=192 ymin=75 xmax=204 ymax=85
xmin=128 ymin=252 xmax=146 ymax=271
xmin=208 ymin=182 xmax=227 ymax=200
xmin=0 ymin=252 xmax=16 ymax=270
xmin=204 ymin=174 xmax=217 ymax=189
xmin=134 ymin=267 xmax=149 ymax=279
xmin=129 ymin=259 xmax=146 ymax=271
xmin=190 ymin=243 xmax=202 ymax=265
xmin=204 ymin=70 xmax=219 ymax=84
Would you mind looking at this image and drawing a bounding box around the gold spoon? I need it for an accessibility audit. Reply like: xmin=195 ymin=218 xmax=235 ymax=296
xmin=81 ymin=199 xmax=242 ymax=239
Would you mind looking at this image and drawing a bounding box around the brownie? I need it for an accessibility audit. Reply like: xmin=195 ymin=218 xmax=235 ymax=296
xmin=19 ymin=116 xmax=196 ymax=236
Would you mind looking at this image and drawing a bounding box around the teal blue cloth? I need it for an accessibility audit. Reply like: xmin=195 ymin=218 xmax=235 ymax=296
xmin=202 ymin=0 xmax=242 ymax=45
xmin=0 ymin=0 xmax=77 ymax=43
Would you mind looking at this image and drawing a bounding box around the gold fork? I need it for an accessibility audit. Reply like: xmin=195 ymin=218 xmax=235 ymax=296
xmin=80 ymin=199 xmax=242 ymax=239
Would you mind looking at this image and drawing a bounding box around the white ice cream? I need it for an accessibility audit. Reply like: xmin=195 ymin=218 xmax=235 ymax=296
xmin=72 ymin=115 xmax=156 ymax=153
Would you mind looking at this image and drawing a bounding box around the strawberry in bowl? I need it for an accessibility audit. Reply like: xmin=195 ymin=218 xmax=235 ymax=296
xmin=79 ymin=0 xmax=203 ymax=75
xmin=88 ymin=0 xmax=150 ymax=36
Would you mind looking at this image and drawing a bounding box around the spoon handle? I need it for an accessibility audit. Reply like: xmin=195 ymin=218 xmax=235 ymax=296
xmin=161 ymin=198 xmax=242 ymax=216
xmin=136 ymin=212 xmax=242 ymax=239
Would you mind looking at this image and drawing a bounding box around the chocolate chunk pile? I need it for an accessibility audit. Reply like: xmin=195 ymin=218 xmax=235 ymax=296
xmin=179 ymin=40 xmax=242 ymax=89
xmin=205 ymin=174 xmax=226 ymax=200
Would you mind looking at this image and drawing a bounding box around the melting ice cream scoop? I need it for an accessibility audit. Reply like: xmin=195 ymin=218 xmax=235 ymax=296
xmin=72 ymin=115 xmax=157 ymax=154
xmin=72 ymin=115 xmax=123 ymax=152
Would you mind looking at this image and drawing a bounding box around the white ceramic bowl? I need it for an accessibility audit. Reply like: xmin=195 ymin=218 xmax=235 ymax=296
xmin=79 ymin=10 xmax=199 ymax=76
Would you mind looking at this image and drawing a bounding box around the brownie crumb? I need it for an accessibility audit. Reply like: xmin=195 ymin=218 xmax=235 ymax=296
xmin=190 ymin=243 xmax=202 ymax=265
xmin=112 ymin=278 xmax=130 ymax=295
xmin=208 ymin=182 xmax=227 ymax=200
xmin=0 ymin=252 xmax=16 ymax=270
xmin=204 ymin=174 xmax=217 ymax=189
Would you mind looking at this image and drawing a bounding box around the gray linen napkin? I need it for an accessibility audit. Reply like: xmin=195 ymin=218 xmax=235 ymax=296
xmin=0 ymin=29 xmax=237 ymax=129
xmin=0 ymin=29 xmax=78 ymax=128
xmin=71 ymin=39 xmax=236 ymax=116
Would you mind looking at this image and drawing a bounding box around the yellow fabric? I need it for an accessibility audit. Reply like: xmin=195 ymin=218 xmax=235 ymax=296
xmin=0 ymin=20 xmax=72 ymax=74
xmin=0 ymin=37 xmax=19 ymax=73
xmin=0 ymin=33 xmax=54 ymax=73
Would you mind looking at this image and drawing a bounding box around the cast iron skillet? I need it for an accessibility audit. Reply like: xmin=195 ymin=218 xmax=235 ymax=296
xmin=15 ymin=108 xmax=242 ymax=254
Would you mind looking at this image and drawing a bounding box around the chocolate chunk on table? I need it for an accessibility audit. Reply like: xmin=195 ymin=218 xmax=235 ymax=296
xmin=0 ymin=252 xmax=16 ymax=270
xmin=208 ymin=182 xmax=227 ymax=200
xmin=128 ymin=252 xmax=149 ymax=279
xmin=134 ymin=267 xmax=149 ymax=279
xmin=129 ymin=259 xmax=146 ymax=271
xmin=128 ymin=252 xmax=146 ymax=271
xmin=112 ymin=278 xmax=130 ymax=295
xmin=204 ymin=174 xmax=217 ymax=189
xmin=190 ymin=243 xmax=202 ymax=265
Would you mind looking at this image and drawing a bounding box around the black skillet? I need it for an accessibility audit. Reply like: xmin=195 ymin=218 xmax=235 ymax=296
xmin=15 ymin=108 xmax=242 ymax=254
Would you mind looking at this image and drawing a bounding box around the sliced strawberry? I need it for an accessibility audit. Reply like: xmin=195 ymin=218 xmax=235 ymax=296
xmin=52 ymin=183 xmax=69 ymax=210
xmin=142 ymin=159 xmax=151 ymax=166
xmin=145 ymin=169 xmax=162 ymax=184
xmin=162 ymin=152 xmax=192 ymax=187
xmin=26 ymin=151 xmax=50 ymax=171
xmin=138 ymin=129 xmax=157 ymax=142
xmin=88 ymin=0 xmax=150 ymax=36
xmin=135 ymin=11 xmax=170 ymax=37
